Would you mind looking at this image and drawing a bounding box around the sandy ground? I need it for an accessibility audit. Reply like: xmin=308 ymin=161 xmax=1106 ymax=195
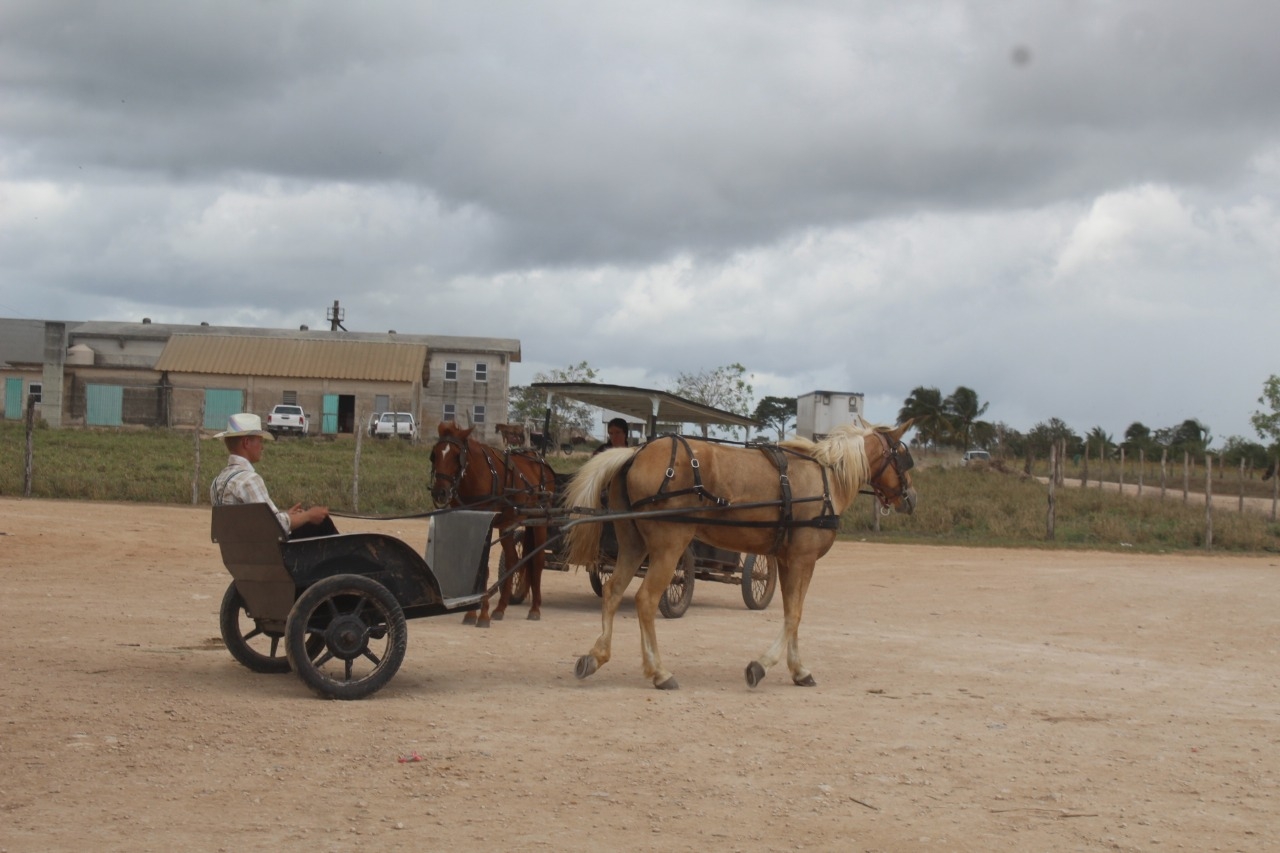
xmin=2 ymin=496 xmax=1278 ymax=853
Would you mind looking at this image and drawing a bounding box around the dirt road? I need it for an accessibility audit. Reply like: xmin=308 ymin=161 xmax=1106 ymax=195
xmin=2 ymin=497 xmax=1277 ymax=852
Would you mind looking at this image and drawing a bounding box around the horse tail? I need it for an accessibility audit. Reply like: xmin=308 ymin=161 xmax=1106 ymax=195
xmin=564 ymin=448 xmax=634 ymax=566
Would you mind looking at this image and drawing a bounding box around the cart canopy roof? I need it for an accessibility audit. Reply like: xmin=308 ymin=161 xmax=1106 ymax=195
xmin=531 ymin=382 xmax=761 ymax=432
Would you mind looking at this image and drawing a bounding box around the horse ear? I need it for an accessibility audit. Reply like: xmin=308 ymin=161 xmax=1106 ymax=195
xmin=890 ymin=419 xmax=914 ymax=443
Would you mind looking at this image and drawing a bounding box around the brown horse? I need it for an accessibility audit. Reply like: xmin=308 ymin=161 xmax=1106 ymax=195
xmin=564 ymin=421 xmax=916 ymax=689
xmin=429 ymin=422 xmax=556 ymax=626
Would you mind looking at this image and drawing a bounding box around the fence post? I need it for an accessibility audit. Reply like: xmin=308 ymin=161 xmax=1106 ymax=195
xmin=1080 ymin=442 xmax=1089 ymax=487
xmin=1239 ymin=458 xmax=1246 ymax=514
xmin=1160 ymin=448 xmax=1167 ymax=500
xmin=1272 ymin=457 xmax=1279 ymax=523
xmin=23 ymin=394 xmax=36 ymax=498
xmin=1138 ymin=449 xmax=1144 ymax=497
xmin=1204 ymin=454 xmax=1213 ymax=550
xmin=1046 ymin=441 xmax=1057 ymax=540
xmin=191 ymin=397 xmax=205 ymax=505
xmin=1183 ymin=452 xmax=1190 ymax=504
xmin=1118 ymin=446 xmax=1125 ymax=494
xmin=352 ymin=408 xmax=366 ymax=513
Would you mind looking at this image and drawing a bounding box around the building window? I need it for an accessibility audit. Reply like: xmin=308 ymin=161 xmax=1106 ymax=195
xmin=475 ymin=362 xmax=488 ymax=382
xmin=283 ymin=390 xmax=297 ymax=405
xmin=443 ymin=403 xmax=456 ymax=422
xmin=445 ymin=361 xmax=458 ymax=381
xmin=29 ymin=383 xmax=42 ymax=404
xmin=848 ymin=398 xmax=857 ymax=412
xmin=472 ymin=404 xmax=486 ymax=424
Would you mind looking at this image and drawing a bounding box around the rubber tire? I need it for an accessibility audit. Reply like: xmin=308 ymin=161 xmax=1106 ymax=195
xmin=658 ymin=549 xmax=695 ymax=619
xmin=590 ymin=561 xmax=611 ymax=597
xmin=220 ymin=581 xmax=292 ymax=674
xmin=740 ymin=553 xmax=778 ymax=610
xmin=285 ymin=574 xmax=407 ymax=700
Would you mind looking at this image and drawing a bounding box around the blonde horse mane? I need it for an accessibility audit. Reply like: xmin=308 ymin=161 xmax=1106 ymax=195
xmin=778 ymin=422 xmax=881 ymax=504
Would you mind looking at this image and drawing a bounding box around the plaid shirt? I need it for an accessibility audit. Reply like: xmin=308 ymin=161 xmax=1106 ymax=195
xmin=210 ymin=455 xmax=289 ymax=532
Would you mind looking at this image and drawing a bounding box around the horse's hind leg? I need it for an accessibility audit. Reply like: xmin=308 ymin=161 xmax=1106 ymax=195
xmin=575 ymin=523 xmax=644 ymax=681
xmin=526 ymin=526 xmax=546 ymax=621
xmin=633 ymin=537 xmax=688 ymax=690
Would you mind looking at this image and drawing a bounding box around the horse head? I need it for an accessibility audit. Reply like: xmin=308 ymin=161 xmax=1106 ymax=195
xmin=866 ymin=420 xmax=917 ymax=514
xmin=429 ymin=421 xmax=475 ymax=507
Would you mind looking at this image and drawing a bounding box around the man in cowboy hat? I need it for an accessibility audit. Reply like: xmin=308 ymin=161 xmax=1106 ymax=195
xmin=210 ymin=413 xmax=331 ymax=536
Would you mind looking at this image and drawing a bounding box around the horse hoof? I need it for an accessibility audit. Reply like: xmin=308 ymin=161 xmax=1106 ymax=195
xmin=794 ymin=674 xmax=817 ymax=687
xmin=491 ymin=611 xmax=505 ymax=622
xmin=745 ymin=661 xmax=766 ymax=688
xmin=574 ymin=655 xmax=598 ymax=680
xmin=476 ymin=618 xmax=491 ymax=629
xmin=461 ymin=613 xmax=477 ymax=625
xmin=526 ymin=611 xmax=541 ymax=621
xmin=655 ymin=676 xmax=679 ymax=691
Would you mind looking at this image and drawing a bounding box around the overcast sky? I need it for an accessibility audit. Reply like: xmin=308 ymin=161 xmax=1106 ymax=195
xmin=2 ymin=1 xmax=1277 ymax=444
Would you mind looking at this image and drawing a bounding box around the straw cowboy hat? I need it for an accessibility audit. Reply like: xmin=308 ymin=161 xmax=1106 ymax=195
xmin=212 ymin=412 xmax=275 ymax=440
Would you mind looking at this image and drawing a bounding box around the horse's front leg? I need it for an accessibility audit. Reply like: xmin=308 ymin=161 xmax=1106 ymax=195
xmin=746 ymin=557 xmax=817 ymax=688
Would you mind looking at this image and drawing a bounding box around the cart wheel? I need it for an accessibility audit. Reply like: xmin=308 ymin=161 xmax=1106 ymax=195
xmin=740 ymin=553 xmax=778 ymax=610
xmin=285 ymin=574 xmax=407 ymax=700
xmin=220 ymin=581 xmax=291 ymax=673
xmin=498 ymin=551 xmax=531 ymax=605
xmin=658 ymin=549 xmax=695 ymax=619
xmin=589 ymin=558 xmax=612 ymax=597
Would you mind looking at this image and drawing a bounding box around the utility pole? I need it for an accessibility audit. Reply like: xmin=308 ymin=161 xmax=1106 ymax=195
xmin=327 ymin=300 xmax=347 ymax=331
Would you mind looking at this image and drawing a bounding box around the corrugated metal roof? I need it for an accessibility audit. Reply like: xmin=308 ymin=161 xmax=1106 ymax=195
xmin=70 ymin=320 xmax=520 ymax=360
xmin=154 ymin=334 xmax=428 ymax=382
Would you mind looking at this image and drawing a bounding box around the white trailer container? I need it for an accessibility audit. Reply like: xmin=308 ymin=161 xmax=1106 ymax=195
xmin=796 ymin=390 xmax=865 ymax=440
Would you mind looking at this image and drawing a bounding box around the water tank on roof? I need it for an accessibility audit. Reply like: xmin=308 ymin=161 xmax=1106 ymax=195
xmin=66 ymin=344 xmax=95 ymax=366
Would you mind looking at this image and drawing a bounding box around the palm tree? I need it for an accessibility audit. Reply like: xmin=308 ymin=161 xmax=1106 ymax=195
xmin=943 ymin=386 xmax=989 ymax=450
xmin=1087 ymin=426 xmax=1114 ymax=460
xmin=898 ymin=387 xmax=948 ymax=448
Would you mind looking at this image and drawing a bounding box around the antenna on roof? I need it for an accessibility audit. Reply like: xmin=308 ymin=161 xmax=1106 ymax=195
xmin=327 ymin=300 xmax=347 ymax=332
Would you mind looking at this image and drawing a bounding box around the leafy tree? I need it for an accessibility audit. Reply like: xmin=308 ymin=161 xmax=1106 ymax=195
xmin=753 ymin=395 xmax=797 ymax=440
xmin=943 ymin=386 xmax=989 ymax=450
xmin=1162 ymin=418 xmax=1212 ymax=458
xmin=1028 ymin=418 xmax=1077 ymax=457
xmin=1251 ymin=375 xmax=1280 ymax=452
xmin=508 ymin=360 xmax=599 ymax=442
xmin=1219 ymin=436 xmax=1269 ymax=471
xmin=1121 ymin=422 xmax=1158 ymax=458
xmin=671 ymin=363 xmax=754 ymax=438
xmin=898 ymin=386 xmax=948 ymax=448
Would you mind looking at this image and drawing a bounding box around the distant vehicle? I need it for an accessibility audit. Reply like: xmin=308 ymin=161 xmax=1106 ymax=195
xmin=265 ymin=404 xmax=309 ymax=437
xmin=961 ymin=449 xmax=991 ymax=464
xmin=372 ymin=411 xmax=418 ymax=440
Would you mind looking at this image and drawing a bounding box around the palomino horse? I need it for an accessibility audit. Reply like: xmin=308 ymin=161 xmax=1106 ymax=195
xmin=564 ymin=421 xmax=916 ymax=689
xmin=429 ymin=422 xmax=556 ymax=626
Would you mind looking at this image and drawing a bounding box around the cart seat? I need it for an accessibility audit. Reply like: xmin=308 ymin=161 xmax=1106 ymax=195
xmin=211 ymin=503 xmax=295 ymax=623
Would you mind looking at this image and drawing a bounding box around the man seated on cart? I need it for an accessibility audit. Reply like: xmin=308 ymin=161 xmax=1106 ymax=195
xmin=209 ymin=413 xmax=334 ymax=539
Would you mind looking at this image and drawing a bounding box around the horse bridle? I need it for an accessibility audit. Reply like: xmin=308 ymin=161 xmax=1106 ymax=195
xmin=430 ymin=435 xmax=494 ymax=507
xmin=863 ymin=432 xmax=915 ymax=508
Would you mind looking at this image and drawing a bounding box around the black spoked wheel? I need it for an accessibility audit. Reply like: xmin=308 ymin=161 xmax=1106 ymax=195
xmin=658 ymin=549 xmax=695 ymax=619
xmin=740 ymin=553 xmax=778 ymax=610
xmin=590 ymin=557 xmax=613 ymax=597
xmin=220 ymin=581 xmax=293 ymax=673
xmin=285 ymin=574 xmax=407 ymax=700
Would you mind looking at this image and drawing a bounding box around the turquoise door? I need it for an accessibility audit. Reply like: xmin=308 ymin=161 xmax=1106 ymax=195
xmin=4 ymin=378 xmax=23 ymax=419
xmin=322 ymin=394 xmax=339 ymax=434
xmin=85 ymin=385 xmax=124 ymax=426
xmin=203 ymin=389 xmax=243 ymax=429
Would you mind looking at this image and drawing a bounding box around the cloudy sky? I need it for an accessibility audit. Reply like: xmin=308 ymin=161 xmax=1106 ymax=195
xmin=2 ymin=1 xmax=1277 ymax=444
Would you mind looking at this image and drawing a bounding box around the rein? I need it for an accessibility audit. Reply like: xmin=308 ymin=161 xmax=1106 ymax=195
xmin=430 ymin=434 xmax=555 ymax=512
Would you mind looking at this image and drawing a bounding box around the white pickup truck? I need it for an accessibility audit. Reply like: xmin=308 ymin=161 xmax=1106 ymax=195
xmin=266 ymin=404 xmax=310 ymax=437
xmin=371 ymin=411 xmax=418 ymax=440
